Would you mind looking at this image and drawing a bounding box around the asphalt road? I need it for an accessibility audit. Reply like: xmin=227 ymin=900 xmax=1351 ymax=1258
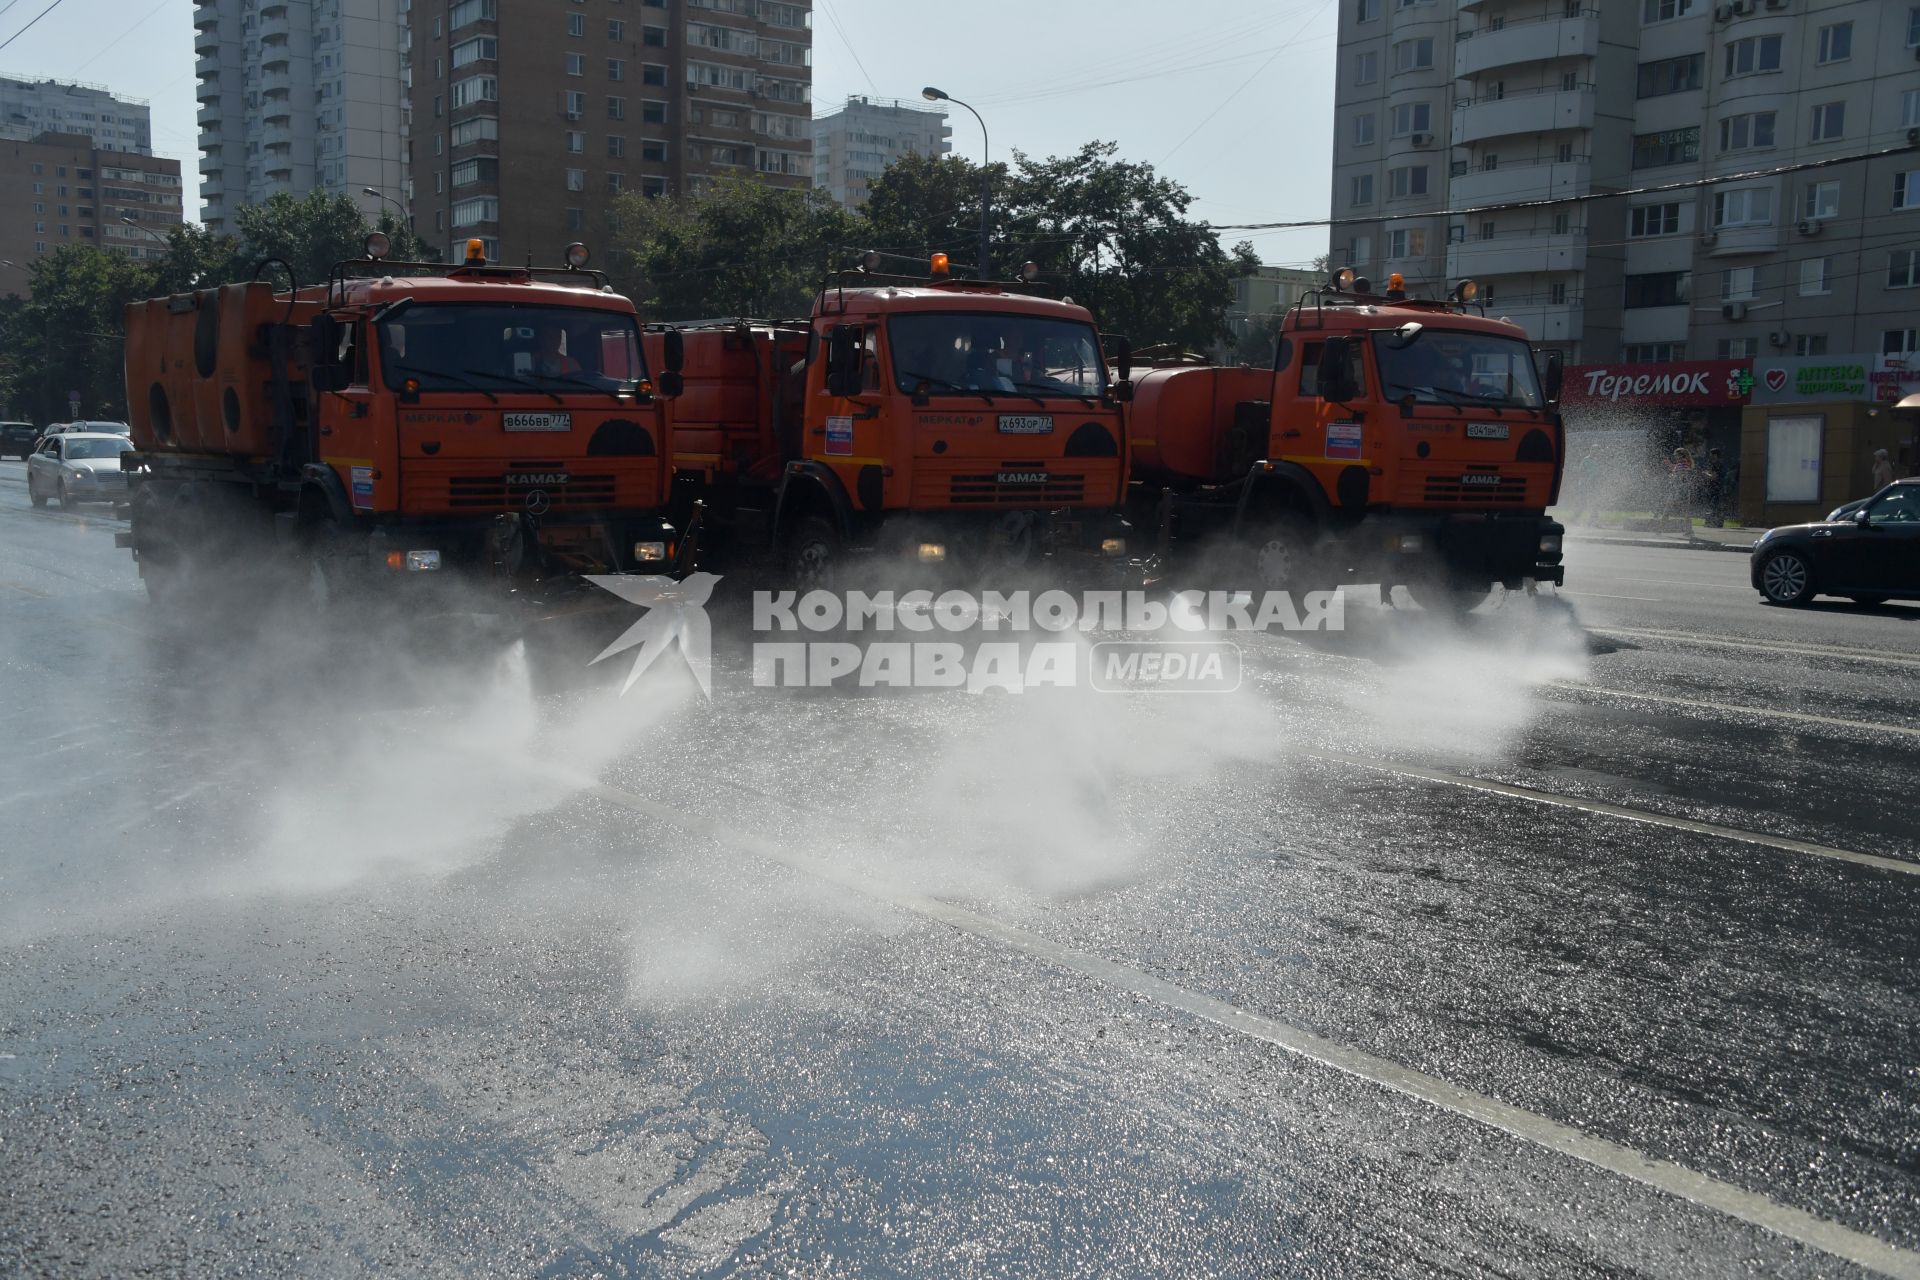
xmin=2 ymin=455 xmax=1917 ymax=1279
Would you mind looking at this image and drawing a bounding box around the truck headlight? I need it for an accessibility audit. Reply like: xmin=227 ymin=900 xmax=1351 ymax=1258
xmin=1538 ymin=533 xmax=1562 ymax=555
xmin=917 ymin=542 xmax=947 ymax=563
xmin=1099 ymin=537 xmax=1126 ymax=556
xmin=1398 ymin=534 xmax=1424 ymax=552
xmin=405 ymin=549 xmax=442 ymax=571
xmin=634 ymin=541 xmax=668 ymax=562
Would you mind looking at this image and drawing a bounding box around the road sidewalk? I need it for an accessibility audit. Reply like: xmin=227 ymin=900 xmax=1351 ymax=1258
xmin=1561 ymin=522 xmax=1764 ymax=554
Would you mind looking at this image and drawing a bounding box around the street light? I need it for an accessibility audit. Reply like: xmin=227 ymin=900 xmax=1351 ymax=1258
xmin=922 ymin=85 xmax=990 ymax=280
xmin=362 ymin=186 xmax=412 ymax=231
xmin=120 ymin=216 xmax=169 ymax=259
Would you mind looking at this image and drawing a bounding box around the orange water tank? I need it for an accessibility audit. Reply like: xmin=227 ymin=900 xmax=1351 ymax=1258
xmin=1128 ymin=365 xmax=1274 ymax=486
xmin=124 ymin=284 xmax=318 ymax=458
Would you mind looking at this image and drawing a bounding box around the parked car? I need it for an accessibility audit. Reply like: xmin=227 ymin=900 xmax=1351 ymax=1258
xmin=1 ymin=421 xmax=39 ymax=459
xmin=1753 ymin=479 xmax=1920 ymax=606
xmin=68 ymin=420 xmax=131 ymax=436
xmin=25 ymin=432 xmax=135 ymax=509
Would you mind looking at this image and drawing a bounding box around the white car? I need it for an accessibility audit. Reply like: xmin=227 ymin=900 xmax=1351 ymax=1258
xmin=26 ymin=432 xmax=134 ymax=509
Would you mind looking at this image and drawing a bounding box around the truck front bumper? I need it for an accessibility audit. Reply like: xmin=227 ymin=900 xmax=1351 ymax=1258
xmin=1365 ymin=512 xmax=1565 ymax=587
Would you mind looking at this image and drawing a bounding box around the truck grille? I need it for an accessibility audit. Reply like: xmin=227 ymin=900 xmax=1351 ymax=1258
xmin=403 ymin=459 xmax=652 ymax=512
xmin=944 ymin=472 xmax=1087 ymax=506
xmin=444 ymin=474 xmax=619 ymax=509
xmin=1420 ymin=474 xmax=1530 ymax=504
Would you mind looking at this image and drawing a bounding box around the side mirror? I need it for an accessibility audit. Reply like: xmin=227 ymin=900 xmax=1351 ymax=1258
xmin=1855 ymin=507 xmax=1873 ymax=526
xmin=662 ymin=328 xmax=685 ymax=374
xmin=824 ymin=324 xmax=863 ymax=397
xmin=309 ymin=365 xmax=351 ymax=393
xmin=1110 ymin=380 xmax=1134 ymax=404
xmin=1116 ymin=336 xmax=1133 ymax=385
xmin=310 ymin=314 xmax=342 ymax=366
xmin=656 ymin=370 xmax=684 ymax=398
xmin=1318 ymin=336 xmax=1356 ymax=402
xmin=1542 ymin=349 xmax=1564 ymax=407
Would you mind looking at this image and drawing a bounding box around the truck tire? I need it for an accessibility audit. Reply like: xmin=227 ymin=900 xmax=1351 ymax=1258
xmin=786 ymin=515 xmax=842 ymax=588
xmin=302 ymin=516 xmax=365 ymax=613
xmin=1244 ymin=511 xmax=1317 ymax=593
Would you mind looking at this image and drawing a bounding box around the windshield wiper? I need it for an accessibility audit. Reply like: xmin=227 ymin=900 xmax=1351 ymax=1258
xmin=462 ymin=368 xmax=565 ymax=405
xmin=387 ymin=362 xmax=498 ymax=403
xmin=525 ymin=370 xmax=634 ymax=403
xmin=898 ymin=370 xmax=996 ymax=405
xmin=1005 ymin=380 xmax=1080 ymax=407
xmin=1387 ymin=381 xmax=1526 ymax=410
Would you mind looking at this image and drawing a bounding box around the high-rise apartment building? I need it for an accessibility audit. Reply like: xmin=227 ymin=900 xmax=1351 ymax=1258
xmin=1330 ymin=0 xmax=1920 ymax=365
xmin=193 ymin=0 xmax=407 ymax=234
xmin=0 ymin=76 xmax=152 ymax=154
xmin=0 ymin=132 xmax=183 ymax=270
xmin=811 ymin=95 xmax=950 ymax=209
xmin=404 ymin=0 xmax=814 ymax=264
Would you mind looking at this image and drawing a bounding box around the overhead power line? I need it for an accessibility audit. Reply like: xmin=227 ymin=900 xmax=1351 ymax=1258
xmin=0 ymin=0 xmax=64 ymax=53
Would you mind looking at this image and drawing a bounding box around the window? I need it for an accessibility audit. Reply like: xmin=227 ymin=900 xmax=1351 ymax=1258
xmin=1721 ymin=267 xmax=1756 ymax=301
xmin=1624 ymin=343 xmax=1684 ymax=363
xmin=1906 ymin=90 xmax=1920 ymax=129
xmin=1808 ymin=102 xmax=1844 ymax=143
xmin=450 ymin=76 xmax=497 ymax=108
xmin=1354 ymin=113 xmax=1375 ymax=145
xmin=1349 ymin=174 xmax=1374 ymax=206
xmin=1816 ymin=22 xmax=1852 ymax=63
xmin=1891 ymin=250 xmax=1920 ymax=289
xmin=607 ymin=96 xmax=626 ymax=119
xmin=1910 ymin=7 xmax=1920 ymax=45
xmin=1636 ymin=54 xmax=1702 ymax=98
xmin=450 ymin=115 xmax=498 ymax=146
xmin=643 ymin=26 xmax=666 ymax=46
xmin=1391 ymin=38 xmax=1433 ymax=73
xmin=642 ymin=139 xmax=666 ymax=162
xmin=1390 ymin=102 xmax=1430 ymax=136
xmin=642 ymin=64 xmax=667 ymax=86
xmin=1713 ymin=186 xmax=1773 ymax=228
xmin=565 ymin=130 xmax=584 ymax=154
xmin=1799 ymin=257 xmax=1832 ymax=295
xmin=565 ymin=91 xmax=586 ymax=118
xmin=449 ymin=0 xmax=495 ymax=28
xmin=607 ymin=173 xmax=624 ymax=194
xmin=451 ymin=196 xmax=498 ymax=227
xmin=1388 ymin=165 xmax=1428 ymax=197
xmin=1624 ymin=271 xmax=1689 ymax=308
xmin=565 ymin=168 xmax=585 ymax=191
xmin=1802 ymin=181 xmax=1839 ymax=221
xmin=1630 ymin=202 xmax=1681 ymax=237
xmin=1887 ymin=329 xmax=1920 ymax=355
xmin=1716 ymin=338 xmax=1759 ymax=359
xmin=1354 ymin=51 xmax=1378 ymax=84
xmin=607 ymin=135 xmax=625 ymax=158
xmin=608 ymin=19 xmax=625 ymax=40
xmin=1356 ymin=0 xmax=1379 ymax=17
xmin=566 ymin=13 xmax=585 ymax=36
xmin=1793 ymin=335 xmax=1828 ymax=357
xmin=1894 ymin=171 xmax=1919 ymax=210
xmin=1632 ymin=127 xmax=1698 ymax=168
xmin=566 ymin=53 xmax=584 ymax=75
xmin=1723 ymin=35 xmax=1782 ymax=79
xmin=451 ymin=36 xmax=496 ymax=68
xmin=567 ymin=208 xmax=584 ymax=233
xmin=1345 ymin=235 xmax=1372 ymax=268
xmin=642 ymin=100 xmax=667 ymax=124
xmin=1641 ymin=0 xmax=1693 ymax=21
xmin=1549 ymin=282 xmax=1567 ymax=304
xmin=1387 ymin=227 xmax=1427 ymax=259
xmin=1479 ymin=220 xmax=1495 ymax=240
xmin=1718 ymin=112 xmax=1775 ymax=152
xmin=641 ymin=177 xmax=668 ymax=198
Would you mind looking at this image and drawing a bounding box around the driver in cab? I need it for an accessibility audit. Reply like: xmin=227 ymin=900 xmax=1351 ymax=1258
xmin=533 ymin=327 xmax=581 ymax=378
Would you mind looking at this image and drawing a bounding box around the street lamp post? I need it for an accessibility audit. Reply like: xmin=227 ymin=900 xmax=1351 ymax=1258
xmin=362 ymin=186 xmax=412 ymax=231
xmin=922 ymin=86 xmax=990 ymax=280
xmin=119 ymin=216 xmax=169 ymax=258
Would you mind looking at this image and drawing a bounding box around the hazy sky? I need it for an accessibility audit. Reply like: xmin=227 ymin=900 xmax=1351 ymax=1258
xmin=0 ymin=0 xmax=1338 ymax=267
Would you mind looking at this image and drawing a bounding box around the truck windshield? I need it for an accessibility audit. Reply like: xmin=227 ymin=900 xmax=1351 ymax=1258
xmin=1373 ymin=329 xmax=1544 ymax=408
xmin=888 ymin=313 xmax=1107 ymax=397
xmin=375 ymin=304 xmax=647 ymax=393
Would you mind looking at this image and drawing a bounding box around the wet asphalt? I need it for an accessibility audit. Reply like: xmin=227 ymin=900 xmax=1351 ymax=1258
xmin=1 ymin=456 xmax=1916 ymax=1279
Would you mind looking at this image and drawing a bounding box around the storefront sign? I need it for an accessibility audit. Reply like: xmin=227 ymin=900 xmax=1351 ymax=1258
xmin=1751 ymin=355 xmax=1873 ymax=404
xmin=1869 ymin=355 xmax=1920 ymax=403
xmin=1565 ymin=359 xmax=1752 ymax=408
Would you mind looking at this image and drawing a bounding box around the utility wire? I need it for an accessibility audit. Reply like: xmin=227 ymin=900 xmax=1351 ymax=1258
xmin=0 ymin=0 xmax=64 ymax=53
xmin=818 ymin=0 xmax=877 ymax=95
xmin=1160 ymin=0 xmax=1335 ymax=165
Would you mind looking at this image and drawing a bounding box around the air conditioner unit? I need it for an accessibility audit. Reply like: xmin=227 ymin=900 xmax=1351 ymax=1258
xmin=1411 ymin=131 xmax=1432 ymax=147
xmin=1768 ymin=330 xmax=1790 ymax=347
xmin=1722 ymin=301 xmax=1748 ymax=321
xmin=1713 ymin=2 xmax=1733 ymax=18
xmin=1796 ymin=218 xmax=1822 ymax=235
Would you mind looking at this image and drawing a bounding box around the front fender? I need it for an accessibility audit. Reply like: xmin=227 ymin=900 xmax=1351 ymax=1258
xmin=1232 ymin=460 xmax=1331 ymax=535
xmin=771 ymin=461 xmax=858 ymax=543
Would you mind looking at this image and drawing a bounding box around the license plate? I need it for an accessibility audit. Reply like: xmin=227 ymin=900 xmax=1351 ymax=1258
xmin=998 ymin=415 xmax=1053 ymax=434
xmin=1466 ymin=422 xmax=1509 ymax=440
xmin=503 ymin=412 xmax=572 ymax=432
xmin=1460 ymin=473 xmax=1502 ymax=486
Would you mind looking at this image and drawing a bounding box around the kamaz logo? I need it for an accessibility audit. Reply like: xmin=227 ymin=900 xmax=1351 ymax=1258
xmin=506 ymin=472 xmax=568 ymax=485
xmin=996 ymin=472 xmax=1048 ymax=484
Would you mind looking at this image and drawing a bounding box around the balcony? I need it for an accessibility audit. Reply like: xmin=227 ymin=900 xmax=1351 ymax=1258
xmin=1451 ymin=155 xmax=1591 ymax=208
xmin=201 ymin=173 xmax=223 ymax=201
xmin=196 ymin=52 xmax=221 ymax=79
xmin=194 ymin=26 xmax=220 ymax=55
xmin=1452 ymin=85 xmax=1594 ymax=147
xmin=259 ymin=67 xmax=291 ymax=95
xmin=196 ymin=77 xmax=222 ymax=104
xmin=1701 ymin=223 xmax=1779 ymax=257
xmin=1447 ymin=229 xmax=1588 ymax=278
xmin=193 ymin=5 xmax=219 ymax=31
xmin=197 ymin=102 xmax=223 ymax=127
xmin=1456 ymin=11 xmax=1599 ymax=78
xmin=262 ymin=122 xmax=293 ymax=150
xmin=1487 ymin=301 xmax=1583 ymax=345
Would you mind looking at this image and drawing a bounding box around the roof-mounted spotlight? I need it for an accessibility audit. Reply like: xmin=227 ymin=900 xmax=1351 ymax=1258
xmin=1019 ymin=260 xmax=1040 ymax=281
xmin=1331 ymin=267 xmax=1356 ymax=292
xmin=861 ymin=249 xmax=882 ymax=273
xmin=363 ymin=231 xmax=391 ymax=261
xmin=563 ymin=241 xmax=591 ymax=269
xmin=1352 ymin=276 xmax=1373 ymax=295
xmin=1451 ymin=279 xmax=1479 ymax=303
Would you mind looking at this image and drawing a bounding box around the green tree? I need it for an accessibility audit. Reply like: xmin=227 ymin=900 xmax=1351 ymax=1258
xmin=858 ymin=152 xmax=1013 ymax=271
xmin=229 ymin=190 xmax=435 ymax=290
xmin=606 ymin=179 xmax=860 ymax=320
xmin=0 ymin=245 xmax=157 ymax=421
xmin=1229 ymin=309 xmax=1288 ymax=368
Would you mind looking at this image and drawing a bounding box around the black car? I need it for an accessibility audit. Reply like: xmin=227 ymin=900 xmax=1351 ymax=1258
xmin=1 ymin=421 xmax=39 ymax=460
xmin=1752 ymin=478 xmax=1920 ymax=606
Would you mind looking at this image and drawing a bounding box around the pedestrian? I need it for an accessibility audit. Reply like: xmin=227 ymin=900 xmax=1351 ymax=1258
xmin=1660 ymin=447 xmax=1695 ymax=526
xmin=1871 ymin=448 xmax=1894 ymax=491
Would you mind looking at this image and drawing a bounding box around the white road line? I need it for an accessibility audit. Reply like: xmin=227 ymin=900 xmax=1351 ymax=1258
xmin=1312 ymin=752 xmax=1919 ymax=877
xmin=1561 ymin=591 xmax=1663 ymax=602
xmin=1549 ymin=682 xmax=1920 ymax=740
xmin=1594 ymin=627 xmax=1920 ymax=669
xmin=569 ymin=775 xmax=1920 ymax=1279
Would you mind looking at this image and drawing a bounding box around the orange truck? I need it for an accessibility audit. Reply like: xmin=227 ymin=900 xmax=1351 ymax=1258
xmin=118 ymin=237 xmax=692 ymax=606
xmin=646 ymin=254 xmax=1131 ymax=580
xmin=1125 ymin=270 xmax=1566 ymax=606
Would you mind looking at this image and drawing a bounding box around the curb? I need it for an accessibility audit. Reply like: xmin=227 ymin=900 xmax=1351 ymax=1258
xmin=1566 ymin=534 xmax=1756 ymax=554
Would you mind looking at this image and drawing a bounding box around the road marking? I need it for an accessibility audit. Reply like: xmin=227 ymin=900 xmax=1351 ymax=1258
xmin=1311 ymin=752 xmax=1918 ymax=878
xmin=1561 ymin=591 xmax=1663 ymax=602
xmin=1549 ymin=682 xmax=1920 ymax=740
xmin=1593 ymin=626 xmax=1920 ymax=669
xmin=0 ymin=580 xmax=51 ymax=598
xmin=565 ymin=773 xmax=1920 ymax=1279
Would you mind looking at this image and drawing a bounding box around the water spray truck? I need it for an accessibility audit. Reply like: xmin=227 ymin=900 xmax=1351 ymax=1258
xmin=646 ymin=251 xmax=1131 ymax=581
xmin=119 ymin=235 xmax=693 ymax=607
xmin=1124 ymin=269 xmax=1566 ymax=607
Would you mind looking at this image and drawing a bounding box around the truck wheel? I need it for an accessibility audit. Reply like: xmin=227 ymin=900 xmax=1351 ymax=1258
xmin=787 ymin=515 xmax=842 ymax=588
xmin=1757 ymin=549 xmax=1815 ymax=606
xmin=1245 ymin=512 xmax=1316 ymax=592
xmin=303 ymin=518 xmax=364 ymax=613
